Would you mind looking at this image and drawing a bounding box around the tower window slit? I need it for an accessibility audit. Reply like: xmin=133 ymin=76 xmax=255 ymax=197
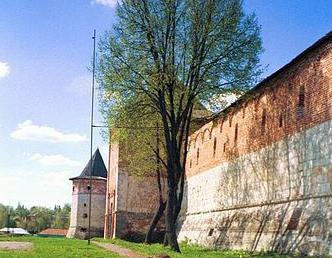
xmin=196 ymin=148 xmax=200 ymax=165
xmin=213 ymin=138 xmax=217 ymax=157
xmin=261 ymin=109 xmax=267 ymax=134
xmin=297 ymin=86 xmax=305 ymax=118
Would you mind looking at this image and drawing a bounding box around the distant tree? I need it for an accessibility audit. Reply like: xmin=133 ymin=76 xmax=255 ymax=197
xmin=13 ymin=203 xmax=30 ymax=229
xmin=0 ymin=204 xmax=7 ymax=228
xmin=27 ymin=206 xmax=53 ymax=233
xmin=53 ymin=204 xmax=71 ymax=229
xmin=0 ymin=203 xmax=71 ymax=233
xmin=0 ymin=204 xmax=16 ymax=228
xmin=97 ymin=0 xmax=262 ymax=251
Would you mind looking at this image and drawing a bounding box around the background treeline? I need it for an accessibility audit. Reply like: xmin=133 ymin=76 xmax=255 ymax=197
xmin=0 ymin=203 xmax=70 ymax=234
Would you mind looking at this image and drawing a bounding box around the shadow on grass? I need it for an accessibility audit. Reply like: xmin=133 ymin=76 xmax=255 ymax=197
xmin=93 ymin=238 xmax=303 ymax=258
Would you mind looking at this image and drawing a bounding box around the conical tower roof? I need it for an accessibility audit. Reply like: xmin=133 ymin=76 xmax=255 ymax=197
xmin=69 ymin=148 xmax=107 ymax=180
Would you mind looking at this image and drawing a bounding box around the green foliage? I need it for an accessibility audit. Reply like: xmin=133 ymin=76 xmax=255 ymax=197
xmin=106 ymin=94 xmax=163 ymax=177
xmin=0 ymin=203 xmax=71 ymax=234
xmin=97 ymin=1 xmax=263 ymax=250
xmin=97 ymin=0 xmax=263 ymax=107
xmin=0 ymin=204 xmax=16 ymax=228
xmin=97 ymin=0 xmax=263 ymax=176
xmin=0 ymin=236 xmax=120 ymax=258
xmin=52 ymin=204 xmax=70 ymax=230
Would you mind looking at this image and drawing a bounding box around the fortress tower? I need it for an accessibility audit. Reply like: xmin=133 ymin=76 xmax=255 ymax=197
xmin=67 ymin=149 xmax=107 ymax=239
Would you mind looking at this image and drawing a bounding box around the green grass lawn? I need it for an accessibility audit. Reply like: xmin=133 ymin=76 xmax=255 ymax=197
xmin=1 ymin=236 xmax=327 ymax=258
xmin=93 ymin=238 xmax=297 ymax=258
xmin=0 ymin=236 xmax=121 ymax=258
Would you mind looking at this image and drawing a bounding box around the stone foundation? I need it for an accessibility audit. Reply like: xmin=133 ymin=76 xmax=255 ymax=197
xmin=67 ymin=226 xmax=104 ymax=240
xmin=115 ymin=211 xmax=165 ymax=242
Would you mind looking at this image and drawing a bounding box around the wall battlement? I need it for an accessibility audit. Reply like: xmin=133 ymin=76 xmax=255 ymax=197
xmin=179 ymin=33 xmax=332 ymax=256
xmin=186 ymin=34 xmax=332 ymax=178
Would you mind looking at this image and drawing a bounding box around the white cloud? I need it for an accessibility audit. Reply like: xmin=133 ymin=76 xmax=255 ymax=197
xmin=0 ymin=168 xmax=74 ymax=208
xmin=91 ymin=0 xmax=118 ymax=8
xmin=0 ymin=62 xmax=10 ymax=78
xmin=30 ymin=153 xmax=81 ymax=167
xmin=10 ymin=120 xmax=87 ymax=143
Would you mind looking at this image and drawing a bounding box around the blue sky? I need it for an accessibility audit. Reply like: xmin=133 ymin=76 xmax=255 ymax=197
xmin=0 ymin=0 xmax=331 ymax=208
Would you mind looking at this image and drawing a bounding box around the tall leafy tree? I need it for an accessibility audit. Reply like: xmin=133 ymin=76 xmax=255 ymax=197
xmin=0 ymin=204 xmax=16 ymax=228
xmin=13 ymin=203 xmax=30 ymax=229
xmin=53 ymin=204 xmax=71 ymax=229
xmin=27 ymin=206 xmax=53 ymax=233
xmin=97 ymin=0 xmax=262 ymax=251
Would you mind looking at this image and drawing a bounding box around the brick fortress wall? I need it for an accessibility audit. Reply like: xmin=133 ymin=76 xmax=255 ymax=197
xmin=106 ymin=143 xmax=166 ymax=242
xmin=178 ymin=36 xmax=332 ymax=256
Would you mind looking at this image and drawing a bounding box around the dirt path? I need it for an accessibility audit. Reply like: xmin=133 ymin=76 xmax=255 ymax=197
xmin=0 ymin=241 xmax=33 ymax=251
xmin=93 ymin=241 xmax=147 ymax=258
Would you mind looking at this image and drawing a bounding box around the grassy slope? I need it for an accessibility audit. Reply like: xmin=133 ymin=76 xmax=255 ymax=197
xmin=0 ymin=236 xmax=120 ymax=258
xmin=94 ymin=238 xmax=296 ymax=258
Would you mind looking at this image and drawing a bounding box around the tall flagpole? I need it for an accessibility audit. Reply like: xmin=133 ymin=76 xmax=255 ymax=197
xmin=88 ymin=29 xmax=96 ymax=245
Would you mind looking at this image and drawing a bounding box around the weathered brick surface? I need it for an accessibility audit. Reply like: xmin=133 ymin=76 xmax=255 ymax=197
xmin=67 ymin=179 xmax=106 ymax=239
xmin=178 ymin=36 xmax=332 ymax=256
xmin=104 ymin=34 xmax=332 ymax=255
xmin=115 ymin=210 xmax=165 ymax=242
xmin=186 ymin=39 xmax=332 ymax=177
xmin=105 ymin=143 xmax=166 ymax=240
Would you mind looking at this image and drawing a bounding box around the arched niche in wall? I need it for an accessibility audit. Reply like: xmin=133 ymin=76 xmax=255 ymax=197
xmin=187 ymin=139 xmax=193 ymax=152
xmin=219 ymin=117 xmax=224 ymax=133
xmin=194 ymin=132 xmax=201 ymax=149
xmin=202 ymin=128 xmax=211 ymax=143
xmin=242 ymin=102 xmax=248 ymax=118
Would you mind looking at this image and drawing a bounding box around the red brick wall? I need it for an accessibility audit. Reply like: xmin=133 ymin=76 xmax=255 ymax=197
xmin=186 ymin=38 xmax=332 ymax=177
xmin=72 ymin=179 xmax=107 ymax=195
xmin=106 ymin=143 xmax=166 ymax=240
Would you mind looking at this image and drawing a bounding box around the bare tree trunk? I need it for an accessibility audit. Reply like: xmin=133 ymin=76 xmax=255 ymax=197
xmin=163 ymin=232 xmax=168 ymax=246
xmin=145 ymin=123 xmax=167 ymax=244
xmin=165 ymin=181 xmax=180 ymax=252
xmin=145 ymin=200 xmax=166 ymax=244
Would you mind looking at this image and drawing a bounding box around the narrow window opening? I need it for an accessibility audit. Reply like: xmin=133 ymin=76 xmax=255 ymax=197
xmin=220 ymin=121 xmax=223 ymax=133
xmin=229 ymin=117 xmax=232 ymax=127
xmin=279 ymin=114 xmax=283 ymax=128
xmin=189 ymin=159 xmax=192 ymax=168
xmin=83 ymin=203 xmax=87 ymax=207
xmin=208 ymin=228 xmax=214 ymax=236
xmin=196 ymin=148 xmax=200 ymax=165
xmin=234 ymin=124 xmax=238 ymax=146
xmin=297 ymin=86 xmax=305 ymax=118
xmin=223 ymin=142 xmax=226 ymax=153
xmin=261 ymin=109 xmax=267 ymax=134
xmin=242 ymin=107 xmax=246 ymax=118
xmin=83 ymin=213 xmax=88 ymax=218
xmin=213 ymin=138 xmax=217 ymax=157
xmin=72 ymin=186 xmax=75 ymax=192
xmin=87 ymin=185 xmax=91 ymax=191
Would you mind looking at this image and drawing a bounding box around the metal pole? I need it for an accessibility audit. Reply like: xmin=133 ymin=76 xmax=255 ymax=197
xmin=88 ymin=29 xmax=96 ymax=245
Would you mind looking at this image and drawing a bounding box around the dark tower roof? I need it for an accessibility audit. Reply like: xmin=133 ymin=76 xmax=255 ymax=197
xmin=69 ymin=148 xmax=107 ymax=180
